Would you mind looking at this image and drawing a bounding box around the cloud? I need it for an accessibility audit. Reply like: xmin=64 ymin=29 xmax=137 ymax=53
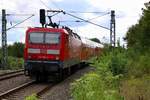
xmin=0 ymin=0 xmax=149 ymax=46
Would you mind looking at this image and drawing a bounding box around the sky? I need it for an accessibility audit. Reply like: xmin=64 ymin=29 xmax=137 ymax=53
xmin=0 ymin=0 xmax=149 ymax=46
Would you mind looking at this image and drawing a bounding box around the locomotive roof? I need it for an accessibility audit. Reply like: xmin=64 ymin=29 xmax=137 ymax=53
xmin=27 ymin=27 xmax=81 ymax=40
xmin=26 ymin=27 xmax=103 ymax=48
xmin=27 ymin=27 xmax=67 ymax=33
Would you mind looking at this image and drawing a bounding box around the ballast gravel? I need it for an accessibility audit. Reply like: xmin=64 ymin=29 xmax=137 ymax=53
xmin=40 ymin=66 xmax=95 ymax=100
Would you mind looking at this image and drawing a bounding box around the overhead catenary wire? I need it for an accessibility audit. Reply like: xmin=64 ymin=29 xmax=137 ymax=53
xmin=39 ymin=0 xmax=50 ymax=9
xmin=63 ymin=12 xmax=110 ymax=30
xmin=6 ymin=14 xmax=35 ymax=16
xmin=39 ymin=0 xmax=110 ymax=30
xmin=59 ymin=12 xmax=110 ymax=23
xmin=50 ymin=0 xmax=62 ymax=10
xmin=7 ymin=14 xmax=34 ymax=31
xmin=68 ymin=11 xmax=109 ymax=14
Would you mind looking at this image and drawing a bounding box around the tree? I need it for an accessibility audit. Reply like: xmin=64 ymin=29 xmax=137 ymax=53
xmin=125 ymin=2 xmax=150 ymax=51
xmin=8 ymin=42 xmax=25 ymax=58
xmin=90 ymin=38 xmax=101 ymax=43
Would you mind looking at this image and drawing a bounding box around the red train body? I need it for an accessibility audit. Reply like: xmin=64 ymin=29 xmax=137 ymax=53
xmin=24 ymin=27 xmax=103 ymax=81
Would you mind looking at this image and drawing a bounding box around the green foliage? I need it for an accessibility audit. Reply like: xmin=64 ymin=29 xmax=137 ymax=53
xmin=125 ymin=2 xmax=150 ymax=52
xmin=71 ymin=47 xmax=125 ymax=100
xmin=25 ymin=94 xmax=38 ymax=100
xmin=71 ymin=73 xmax=123 ymax=100
xmin=109 ymin=50 xmax=127 ymax=75
xmin=7 ymin=56 xmax=24 ymax=70
xmin=126 ymin=51 xmax=150 ymax=77
xmin=90 ymin=38 xmax=101 ymax=43
xmin=0 ymin=42 xmax=24 ymax=69
xmin=8 ymin=42 xmax=25 ymax=58
xmin=92 ymin=47 xmax=127 ymax=76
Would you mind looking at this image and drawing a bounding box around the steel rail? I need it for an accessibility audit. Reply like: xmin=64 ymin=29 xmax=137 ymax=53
xmin=0 ymin=69 xmax=24 ymax=77
xmin=36 ymin=83 xmax=56 ymax=98
xmin=0 ymin=70 xmax=24 ymax=81
xmin=0 ymin=80 xmax=35 ymax=99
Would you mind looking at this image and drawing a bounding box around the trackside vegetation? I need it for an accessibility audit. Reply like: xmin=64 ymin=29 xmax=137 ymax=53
xmin=0 ymin=42 xmax=24 ymax=69
xmin=71 ymin=46 xmax=125 ymax=100
xmin=71 ymin=2 xmax=150 ymax=100
xmin=25 ymin=94 xmax=38 ymax=100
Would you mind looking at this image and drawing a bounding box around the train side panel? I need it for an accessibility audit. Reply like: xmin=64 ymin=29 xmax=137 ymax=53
xmin=62 ymin=33 xmax=82 ymax=68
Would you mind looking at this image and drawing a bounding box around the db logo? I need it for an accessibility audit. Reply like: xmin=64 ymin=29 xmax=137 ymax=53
xmin=40 ymin=49 xmax=47 ymax=54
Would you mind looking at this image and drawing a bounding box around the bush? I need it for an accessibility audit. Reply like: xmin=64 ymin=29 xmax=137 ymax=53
xmin=91 ymin=48 xmax=127 ymax=76
xmin=126 ymin=51 xmax=150 ymax=77
xmin=109 ymin=50 xmax=127 ymax=75
xmin=7 ymin=56 xmax=24 ymax=70
xmin=71 ymin=47 xmax=125 ymax=100
xmin=71 ymin=73 xmax=123 ymax=100
xmin=25 ymin=94 xmax=38 ymax=100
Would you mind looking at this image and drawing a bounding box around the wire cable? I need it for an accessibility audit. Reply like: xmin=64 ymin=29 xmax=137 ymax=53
xmin=6 ymin=14 xmax=34 ymax=31
xmin=50 ymin=0 xmax=62 ymax=10
xmin=6 ymin=14 xmax=35 ymax=16
xmin=88 ymin=12 xmax=110 ymax=21
xmin=68 ymin=11 xmax=109 ymax=14
xmin=63 ymin=12 xmax=110 ymax=30
xmin=39 ymin=0 xmax=50 ymax=9
xmin=59 ymin=12 xmax=110 ymax=22
xmin=38 ymin=0 xmax=110 ymax=30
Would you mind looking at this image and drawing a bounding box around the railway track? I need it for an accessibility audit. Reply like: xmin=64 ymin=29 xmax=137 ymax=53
xmin=0 ymin=69 xmax=24 ymax=81
xmin=0 ymin=80 xmax=35 ymax=99
xmin=0 ymin=79 xmax=56 ymax=100
xmin=36 ymin=83 xmax=56 ymax=98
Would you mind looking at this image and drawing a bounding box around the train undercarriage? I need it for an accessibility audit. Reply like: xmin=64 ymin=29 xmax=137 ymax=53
xmin=24 ymin=60 xmax=86 ymax=82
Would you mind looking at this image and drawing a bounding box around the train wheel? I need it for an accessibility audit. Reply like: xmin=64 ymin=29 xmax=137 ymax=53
xmin=57 ymin=68 xmax=64 ymax=82
xmin=68 ymin=67 xmax=71 ymax=75
xmin=36 ymin=74 xmax=40 ymax=82
xmin=35 ymin=74 xmax=48 ymax=82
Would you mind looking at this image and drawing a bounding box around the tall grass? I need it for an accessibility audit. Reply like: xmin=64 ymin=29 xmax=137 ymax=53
xmin=126 ymin=49 xmax=150 ymax=77
xmin=71 ymin=73 xmax=122 ymax=100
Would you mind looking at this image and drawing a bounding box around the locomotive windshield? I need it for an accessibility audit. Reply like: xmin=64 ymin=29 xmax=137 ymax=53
xmin=29 ymin=32 xmax=60 ymax=44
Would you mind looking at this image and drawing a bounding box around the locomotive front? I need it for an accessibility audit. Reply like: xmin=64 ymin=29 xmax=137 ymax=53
xmin=24 ymin=27 xmax=64 ymax=79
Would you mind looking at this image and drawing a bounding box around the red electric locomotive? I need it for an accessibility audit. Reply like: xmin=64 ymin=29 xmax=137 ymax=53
xmin=24 ymin=27 xmax=82 ymax=81
xmin=24 ymin=9 xmax=103 ymax=81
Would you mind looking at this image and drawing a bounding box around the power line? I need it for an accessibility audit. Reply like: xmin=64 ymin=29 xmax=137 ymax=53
xmin=8 ymin=26 xmax=34 ymax=29
xmin=50 ymin=0 xmax=62 ymax=10
xmin=6 ymin=14 xmax=35 ymax=16
xmin=68 ymin=11 xmax=109 ymax=14
xmin=38 ymin=0 xmax=110 ymax=30
xmin=39 ymin=0 xmax=50 ymax=9
xmin=59 ymin=12 xmax=110 ymax=22
xmin=7 ymin=14 xmax=34 ymax=31
xmin=88 ymin=12 xmax=110 ymax=20
xmin=63 ymin=12 xmax=110 ymax=30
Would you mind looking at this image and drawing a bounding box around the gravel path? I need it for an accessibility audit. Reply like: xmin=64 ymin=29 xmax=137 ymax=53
xmin=40 ymin=66 xmax=95 ymax=100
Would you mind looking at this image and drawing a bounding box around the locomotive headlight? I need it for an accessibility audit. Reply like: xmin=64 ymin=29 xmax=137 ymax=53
xmin=56 ymin=56 xmax=59 ymax=60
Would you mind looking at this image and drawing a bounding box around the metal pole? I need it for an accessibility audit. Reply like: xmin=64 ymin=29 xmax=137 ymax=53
xmin=110 ymin=10 xmax=116 ymax=47
xmin=1 ymin=9 xmax=7 ymax=69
